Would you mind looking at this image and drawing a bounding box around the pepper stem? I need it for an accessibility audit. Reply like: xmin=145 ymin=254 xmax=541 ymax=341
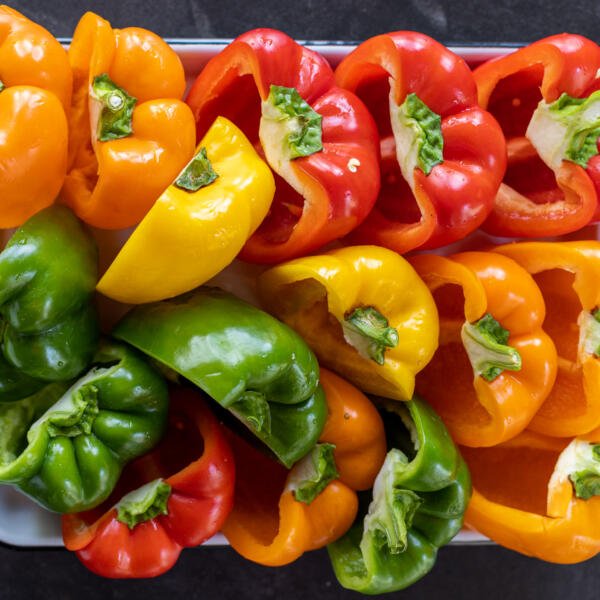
xmin=174 ymin=147 xmax=219 ymax=191
xmin=579 ymin=309 xmax=600 ymax=358
xmin=287 ymin=443 xmax=339 ymax=504
xmin=116 ymin=478 xmax=172 ymax=529
xmin=91 ymin=73 xmax=137 ymax=142
xmin=0 ymin=80 xmax=5 ymax=93
xmin=551 ymin=439 xmax=600 ymax=500
xmin=343 ymin=306 xmax=399 ymax=365
xmin=231 ymin=390 xmax=271 ymax=434
xmin=461 ymin=314 xmax=522 ymax=382
xmin=44 ymin=384 xmax=99 ymax=438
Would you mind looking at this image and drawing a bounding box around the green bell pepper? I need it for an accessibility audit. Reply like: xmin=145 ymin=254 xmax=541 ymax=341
xmin=327 ymin=397 xmax=471 ymax=594
xmin=0 ymin=205 xmax=99 ymax=400
xmin=0 ymin=341 xmax=168 ymax=513
xmin=113 ymin=287 xmax=327 ymax=468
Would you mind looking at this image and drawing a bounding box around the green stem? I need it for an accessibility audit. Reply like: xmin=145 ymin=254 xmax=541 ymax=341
xmin=116 ymin=478 xmax=171 ymax=529
xmin=91 ymin=74 xmax=137 ymax=141
xmin=175 ymin=147 xmax=219 ymax=191
xmin=44 ymin=384 xmax=99 ymax=438
xmin=230 ymin=390 xmax=271 ymax=434
xmin=287 ymin=443 xmax=338 ymax=504
xmin=580 ymin=309 xmax=600 ymax=357
xmin=343 ymin=306 xmax=399 ymax=365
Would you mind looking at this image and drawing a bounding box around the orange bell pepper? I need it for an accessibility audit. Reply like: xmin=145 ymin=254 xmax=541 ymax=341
xmin=221 ymin=368 xmax=387 ymax=566
xmin=61 ymin=12 xmax=196 ymax=229
xmin=411 ymin=252 xmax=557 ymax=447
xmin=462 ymin=427 xmax=600 ymax=563
xmin=494 ymin=241 xmax=600 ymax=437
xmin=0 ymin=5 xmax=71 ymax=228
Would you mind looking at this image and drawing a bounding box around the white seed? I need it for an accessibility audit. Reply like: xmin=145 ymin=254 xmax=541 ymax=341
xmin=347 ymin=157 xmax=361 ymax=172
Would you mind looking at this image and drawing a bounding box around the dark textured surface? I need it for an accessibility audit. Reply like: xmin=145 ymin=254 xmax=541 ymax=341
xmin=3 ymin=1 xmax=600 ymax=598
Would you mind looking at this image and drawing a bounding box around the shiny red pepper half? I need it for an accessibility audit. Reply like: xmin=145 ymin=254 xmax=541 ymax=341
xmin=335 ymin=31 xmax=506 ymax=253
xmin=61 ymin=387 xmax=235 ymax=579
xmin=186 ymin=28 xmax=380 ymax=263
xmin=475 ymin=34 xmax=600 ymax=237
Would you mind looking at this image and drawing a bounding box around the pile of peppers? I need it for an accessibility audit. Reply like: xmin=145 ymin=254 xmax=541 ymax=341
xmin=1 ymin=5 xmax=600 ymax=592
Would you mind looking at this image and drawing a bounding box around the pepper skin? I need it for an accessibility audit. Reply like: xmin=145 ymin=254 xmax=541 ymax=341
xmin=97 ymin=116 xmax=275 ymax=304
xmin=474 ymin=34 xmax=600 ymax=237
xmin=258 ymin=246 xmax=439 ymax=401
xmin=62 ymin=386 xmax=234 ymax=578
xmin=0 ymin=205 xmax=99 ymax=402
xmin=328 ymin=397 xmax=471 ymax=594
xmin=186 ymin=28 xmax=380 ymax=263
xmin=462 ymin=428 xmax=600 ymax=563
xmin=222 ymin=368 xmax=386 ymax=566
xmin=61 ymin=12 xmax=196 ymax=229
xmin=0 ymin=341 xmax=168 ymax=513
xmin=335 ymin=31 xmax=506 ymax=253
xmin=113 ymin=287 xmax=327 ymax=468
xmin=494 ymin=241 xmax=600 ymax=437
xmin=0 ymin=5 xmax=71 ymax=228
xmin=411 ymin=252 xmax=557 ymax=447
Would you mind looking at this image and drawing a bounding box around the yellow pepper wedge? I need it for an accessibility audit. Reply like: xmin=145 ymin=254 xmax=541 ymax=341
xmin=97 ymin=117 xmax=275 ymax=304
xmin=258 ymin=246 xmax=439 ymax=400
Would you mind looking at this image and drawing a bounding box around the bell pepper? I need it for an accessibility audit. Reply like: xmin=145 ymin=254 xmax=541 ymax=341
xmin=0 ymin=341 xmax=169 ymax=513
xmin=62 ymin=386 xmax=234 ymax=578
xmin=328 ymin=396 xmax=471 ymax=594
xmin=0 ymin=205 xmax=99 ymax=402
xmin=222 ymin=368 xmax=386 ymax=566
xmin=462 ymin=427 xmax=600 ymax=563
xmin=258 ymin=245 xmax=439 ymax=401
xmin=474 ymin=34 xmax=600 ymax=237
xmin=186 ymin=28 xmax=380 ymax=263
xmin=334 ymin=31 xmax=506 ymax=254
xmin=411 ymin=251 xmax=557 ymax=447
xmin=493 ymin=241 xmax=600 ymax=437
xmin=113 ymin=287 xmax=327 ymax=468
xmin=61 ymin=11 xmax=196 ymax=229
xmin=0 ymin=5 xmax=71 ymax=228
xmin=97 ymin=116 xmax=275 ymax=304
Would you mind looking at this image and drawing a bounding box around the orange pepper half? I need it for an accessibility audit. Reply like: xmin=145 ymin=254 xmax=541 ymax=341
xmin=0 ymin=5 xmax=71 ymax=228
xmin=411 ymin=252 xmax=557 ymax=447
xmin=462 ymin=428 xmax=600 ymax=564
xmin=494 ymin=241 xmax=600 ymax=437
xmin=61 ymin=12 xmax=196 ymax=229
xmin=222 ymin=368 xmax=387 ymax=566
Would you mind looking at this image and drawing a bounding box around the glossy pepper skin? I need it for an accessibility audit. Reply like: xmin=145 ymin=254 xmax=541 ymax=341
xmin=0 ymin=205 xmax=99 ymax=402
xmin=113 ymin=287 xmax=327 ymax=468
xmin=97 ymin=116 xmax=275 ymax=304
xmin=222 ymin=369 xmax=386 ymax=566
xmin=328 ymin=397 xmax=471 ymax=594
xmin=0 ymin=341 xmax=168 ymax=513
xmin=462 ymin=428 xmax=600 ymax=563
xmin=61 ymin=11 xmax=196 ymax=229
xmin=411 ymin=252 xmax=557 ymax=447
xmin=186 ymin=28 xmax=380 ymax=263
xmin=335 ymin=31 xmax=506 ymax=253
xmin=0 ymin=5 xmax=71 ymax=228
xmin=474 ymin=34 xmax=600 ymax=237
xmin=258 ymin=245 xmax=439 ymax=401
xmin=62 ymin=386 xmax=234 ymax=578
xmin=494 ymin=241 xmax=600 ymax=437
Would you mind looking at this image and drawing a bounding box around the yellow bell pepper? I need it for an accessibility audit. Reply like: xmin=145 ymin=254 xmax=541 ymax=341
xmin=258 ymin=246 xmax=439 ymax=400
xmin=97 ymin=117 xmax=275 ymax=304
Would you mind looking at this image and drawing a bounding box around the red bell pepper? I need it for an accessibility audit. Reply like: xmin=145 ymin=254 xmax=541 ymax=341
xmin=335 ymin=31 xmax=506 ymax=253
xmin=474 ymin=34 xmax=600 ymax=237
xmin=186 ymin=28 xmax=380 ymax=263
xmin=61 ymin=387 xmax=235 ymax=579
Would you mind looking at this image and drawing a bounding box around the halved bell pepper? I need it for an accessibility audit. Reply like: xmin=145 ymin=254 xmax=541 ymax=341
xmin=0 ymin=341 xmax=168 ymax=513
xmin=113 ymin=287 xmax=326 ymax=468
xmin=62 ymin=386 xmax=234 ymax=578
xmin=474 ymin=34 xmax=600 ymax=237
xmin=258 ymin=246 xmax=439 ymax=401
xmin=222 ymin=368 xmax=386 ymax=566
xmin=0 ymin=205 xmax=99 ymax=402
xmin=335 ymin=31 xmax=506 ymax=253
xmin=97 ymin=116 xmax=275 ymax=304
xmin=411 ymin=252 xmax=557 ymax=447
xmin=61 ymin=12 xmax=196 ymax=229
xmin=494 ymin=241 xmax=600 ymax=437
xmin=186 ymin=28 xmax=380 ymax=263
xmin=462 ymin=427 xmax=600 ymax=563
xmin=328 ymin=397 xmax=471 ymax=594
xmin=0 ymin=5 xmax=71 ymax=228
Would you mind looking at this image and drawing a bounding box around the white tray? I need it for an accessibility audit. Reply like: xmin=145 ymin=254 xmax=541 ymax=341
xmin=0 ymin=40 xmax=518 ymax=548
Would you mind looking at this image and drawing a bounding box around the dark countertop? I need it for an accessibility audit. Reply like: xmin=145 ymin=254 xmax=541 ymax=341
xmin=4 ymin=1 xmax=600 ymax=598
